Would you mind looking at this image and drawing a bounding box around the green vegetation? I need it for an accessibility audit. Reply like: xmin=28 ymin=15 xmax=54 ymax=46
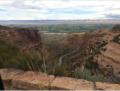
xmin=0 ymin=40 xmax=43 ymax=71
xmin=74 ymin=67 xmax=107 ymax=82
xmin=36 ymin=24 xmax=113 ymax=33
xmin=0 ymin=39 xmax=108 ymax=82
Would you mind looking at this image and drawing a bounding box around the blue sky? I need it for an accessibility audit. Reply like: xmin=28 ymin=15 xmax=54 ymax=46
xmin=0 ymin=0 xmax=120 ymax=20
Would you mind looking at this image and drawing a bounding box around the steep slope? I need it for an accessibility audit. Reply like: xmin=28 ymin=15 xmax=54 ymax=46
xmin=57 ymin=28 xmax=120 ymax=82
xmin=101 ymin=42 xmax=120 ymax=77
xmin=100 ymin=25 xmax=120 ymax=79
xmin=0 ymin=25 xmax=42 ymax=51
xmin=0 ymin=25 xmax=44 ymax=71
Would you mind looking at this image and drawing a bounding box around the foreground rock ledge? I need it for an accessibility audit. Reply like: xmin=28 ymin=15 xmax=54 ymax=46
xmin=0 ymin=69 xmax=120 ymax=90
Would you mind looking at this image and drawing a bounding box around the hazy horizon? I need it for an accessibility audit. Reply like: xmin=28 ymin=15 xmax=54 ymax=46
xmin=0 ymin=20 xmax=120 ymax=25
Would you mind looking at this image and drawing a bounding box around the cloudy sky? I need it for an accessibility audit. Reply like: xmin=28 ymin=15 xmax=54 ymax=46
xmin=0 ymin=0 xmax=120 ymax=20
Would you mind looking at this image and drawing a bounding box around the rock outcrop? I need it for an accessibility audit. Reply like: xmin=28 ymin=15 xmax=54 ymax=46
xmin=0 ymin=69 xmax=120 ymax=90
xmin=0 ymin=25 xmax=42 ymax=51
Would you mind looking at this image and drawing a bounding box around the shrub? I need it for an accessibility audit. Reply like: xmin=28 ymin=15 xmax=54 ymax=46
xmin=111 ymin=24 xmax=120 ymax=32
xmin=113 ymin=34 xmax=120 ymax=44
xmin=73 ymin=67 xmax=107 ymax=82
xmin=53 ymin=65 xmax=68 ymax=76
xmin=74 ymin=67 xmax=92 ymax=80
xmin=0 ymin=40 xmax=43 ymax=71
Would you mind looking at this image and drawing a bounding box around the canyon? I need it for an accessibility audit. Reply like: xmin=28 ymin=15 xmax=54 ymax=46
xmin=0 ymin=24 xmax=120 ymax=89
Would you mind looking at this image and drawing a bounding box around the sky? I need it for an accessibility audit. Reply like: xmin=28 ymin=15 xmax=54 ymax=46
xmin=0 ymin=0 xmax=120 ymax=20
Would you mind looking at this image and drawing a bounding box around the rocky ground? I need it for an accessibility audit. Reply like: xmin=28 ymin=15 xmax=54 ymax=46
xmin=0 ymin=68 xmax=120 ymax=90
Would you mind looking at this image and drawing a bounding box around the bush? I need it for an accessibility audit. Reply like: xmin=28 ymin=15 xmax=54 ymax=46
xmin=74 ymin=67 xmax=92 ymax=80
xmin=73 ymin=67 xmax=107 ymax=82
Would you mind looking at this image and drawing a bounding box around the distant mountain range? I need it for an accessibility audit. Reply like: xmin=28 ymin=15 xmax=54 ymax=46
xmin=0 ymin=20 xmax=120 ymax=25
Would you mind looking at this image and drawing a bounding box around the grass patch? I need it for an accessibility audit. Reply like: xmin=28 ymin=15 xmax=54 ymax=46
xmin=0 ymin=40 xmax=43 ymax=71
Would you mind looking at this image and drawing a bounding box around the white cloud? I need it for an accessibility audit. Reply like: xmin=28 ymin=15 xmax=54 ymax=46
xmin=0 ymin=0 xmax=120 ymax=20
xmin=29 ymin=0 xmax=120 ymax=9
xmin=0 ymin=6 xmax=48 ymax=20
xmin=0 ymin=0 xmax=14 ymax=5
xmin=47 ymin=11 xmax=105 ymax=20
